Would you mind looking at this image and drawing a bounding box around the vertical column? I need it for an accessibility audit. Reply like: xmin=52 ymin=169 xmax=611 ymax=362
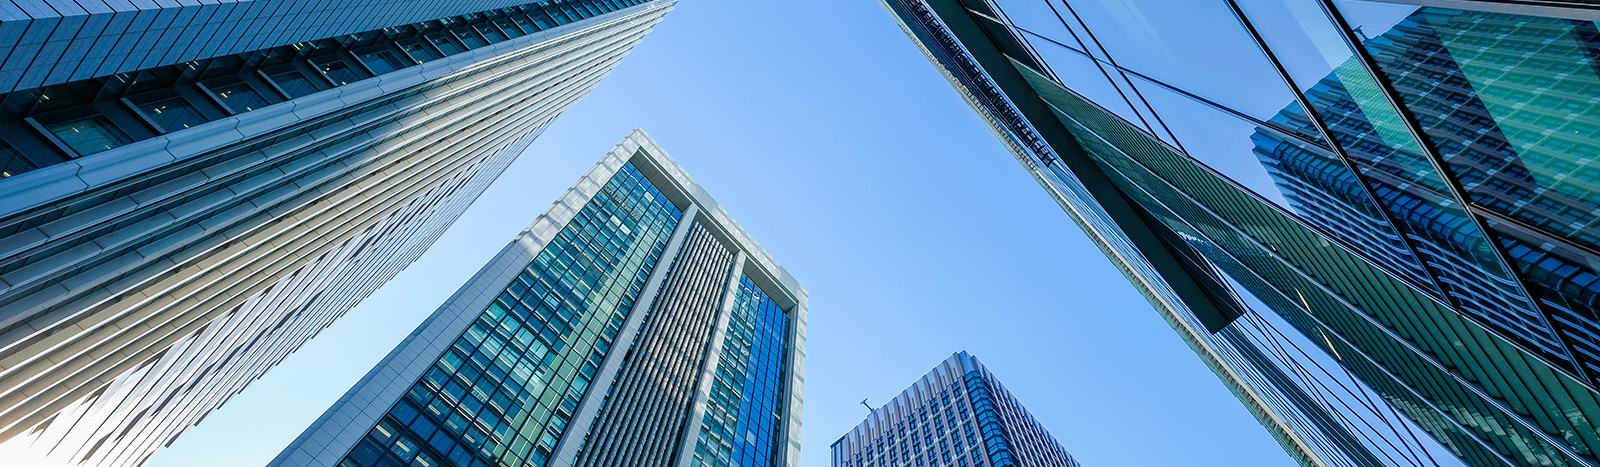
xmin=669 ymin=250 xmax=747 ymax=467
xmin=547 ymin=204 xmax=699 ymax=466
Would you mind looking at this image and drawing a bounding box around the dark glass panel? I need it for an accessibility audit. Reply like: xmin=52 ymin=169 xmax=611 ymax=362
xmin=359 ymin=50 xmax=411 ymax=75
xmin=137 ymin=97 xmax=208 ymax=132
xmin=1235 ymin=0 xmax=1557 ymax=362
xmin=45 ymin=115 xmax=131 ymax=156
xmin=0 ymin=142 xmax=36 ymax=177
xmin=213 ymin=82 xmax=270 ymax=112
xmin=316 ymin=61 xmax=362 ymax=86
xmin=269 ymin=70 xmax=319 ymax=98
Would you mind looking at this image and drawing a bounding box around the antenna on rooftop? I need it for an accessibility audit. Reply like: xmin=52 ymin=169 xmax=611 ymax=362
xmin=860 ymin=398 xmax=872 ymax=411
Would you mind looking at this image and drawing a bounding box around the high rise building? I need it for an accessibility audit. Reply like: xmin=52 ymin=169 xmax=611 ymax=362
xmin=881 ymin=1 xmax=1600 ymax=467
xmin=269 ymin=130 xmax=807 ymax=467
xmin=0 ymin=2 xmax=675 ymax=466
xmin=831 ymin=352 xmax=1079 ymax=467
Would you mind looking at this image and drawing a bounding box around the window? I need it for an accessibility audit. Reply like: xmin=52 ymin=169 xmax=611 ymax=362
xmin=359 ymin=49 xmax=411 ymax=75
xmin=427 ymin=35 xmax=465 ymax=55
xmin=316 ymin=60 xmax=362 ymax=86
xmin=45 ymin=115 xmax=131 ymax=156
xmin=137 ymin=97 xmax=208 ymax=132
xmin=0 ymin=142 xmax=34 ymax=177
xmin=475 ymin=23 xmax=508 ymax=43
xmin=453 ymin=28 xmax=488 ymax=48
xmin=268 ymin=70 xmax=319 ymax=98
xmin=400 ymin=42 xmax=443 ymax=62
xmin=494 ymin=19 xmax=525 ymax=38
xmin=212 ymin=83 xmax=269 ymax=113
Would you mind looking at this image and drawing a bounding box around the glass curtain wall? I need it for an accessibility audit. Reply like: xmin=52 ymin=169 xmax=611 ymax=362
xmin=970 ymin=0 xmax=1600 ymax=466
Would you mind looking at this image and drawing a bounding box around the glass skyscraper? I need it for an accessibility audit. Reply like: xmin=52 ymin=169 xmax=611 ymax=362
xmin=271 ymin=130 xmax=807 ymax=467
xmin=0 ymin=2 xmax=675 ymax=466
xmin=832 ymin=352 xmax=1079 ymax=467
xmin=882 ymin=1 xmax=1600 ymax=467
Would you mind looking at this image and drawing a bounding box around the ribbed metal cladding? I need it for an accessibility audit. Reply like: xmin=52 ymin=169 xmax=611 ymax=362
xmin=0 ymin=4 xmax=673 ymax=466
xmin=572 ymin=222 xmax=736 ymax=467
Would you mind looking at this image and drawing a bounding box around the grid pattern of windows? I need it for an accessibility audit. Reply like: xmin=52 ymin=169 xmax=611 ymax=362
xmin=692 ymin=276 xmax=790 ymax=467
xmin=339 ymin=163 xmax=681 ymax=467
xmin=832 ymin=354 xmax=1078 ymax=467
xmin=0 ymin=0 xmax=652 ymax=177
xmin=884 ymin=2 xmax=1600 ymax=467
xmin=136 ymin=98 xmax=209 ymax=132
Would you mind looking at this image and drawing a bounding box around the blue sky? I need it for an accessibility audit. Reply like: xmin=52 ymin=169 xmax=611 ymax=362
xmin=147 ymin=1 xmax=1295 ymax=466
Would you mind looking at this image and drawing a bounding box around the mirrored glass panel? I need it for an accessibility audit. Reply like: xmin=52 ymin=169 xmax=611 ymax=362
xmin=1235 ymin=0 xmax=1558 ymax=363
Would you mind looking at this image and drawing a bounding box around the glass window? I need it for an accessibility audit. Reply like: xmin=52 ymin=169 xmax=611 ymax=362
xmin=137 ymin=97 xmax=208 ymax=132
xmin=1334 ymin=3 xmax=1600 ymax=253
xmin=212 ymin=83 xmax=270 ymax=112
xmin=316 ymin=60 xmax=362 ymax=86
xmin=45 ymin=115 xmax=131 ymax=156
xmin=428 ymin=34 xmax=465 ymax=55
xmin=453 ymin=28 xmax=489 ymax=48
xmin=511 ymin=16 xmax=539 ymax=34
xmin=1237 ymin=0 xmax=1559 ymax=370
xmin=475 ymin=23 xmax=508 ymax=43
xmin=494 ymin=19 xmax=525 ymax=38
xmin=1 ymin=142 xmax=36 ymax=177
xmin=359 ymin=49 xmax=411 ymax=75
xmin=268 ymin=70 xmax=319 ymax=98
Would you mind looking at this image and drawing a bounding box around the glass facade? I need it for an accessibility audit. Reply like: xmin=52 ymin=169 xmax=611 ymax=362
xmin=0 ymin=0 xmax=653 ymax=172
xmin=692 ymin=276 xmax=791 ymax=467
xmin=339 ymin=164 xmax=681 ymax=467
xmin=882 ymin=1 xmax=1600 ymax=467
xmin=832 ymin=353 xmax=1079 ymax=467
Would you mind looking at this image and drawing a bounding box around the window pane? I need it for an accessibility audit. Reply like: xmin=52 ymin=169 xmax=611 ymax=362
xmin=317 ymin=60 xmax=363 ymax=86
xmin=1337 ymin=3 xmax=1600 ymax=253
xmin=269 ymin=71 xmax=319 ymax=98
xmin=400 ymin=42 xmax=443 ymax=62
xmin=453 ymin=29 xmax=488 ymax=48
xmin=475 ymin=24 xmax=507 ymax=43
xmin=1238 ymin=0 xmax=1557 ymax=367
xmin=428 ymin=35 xmax=465 ymax=55
xmin=359 ymin=50 xmax=410 ymax=75
xmin=213 ymin=83 xmax=270 ymax=112
xmin=138 ymin=97 xmax=208 ymax=132
xmin=0 ymin=142 xmax=36 ymax=178
xmin=46 ymin=115 xmax=131 ymax=156
xmin=494 ymin=19 xmax=524 ymax=38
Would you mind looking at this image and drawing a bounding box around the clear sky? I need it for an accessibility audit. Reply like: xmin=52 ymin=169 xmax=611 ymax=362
xmin=147 ymin=1 xmax=1296 ymax=466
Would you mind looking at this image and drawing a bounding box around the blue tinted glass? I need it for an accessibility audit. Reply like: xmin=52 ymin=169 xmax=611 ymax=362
xmin=341 ymin=160 xmax=682 ymax=467
xmin=690 ymin=276 xmax=788 ymax=467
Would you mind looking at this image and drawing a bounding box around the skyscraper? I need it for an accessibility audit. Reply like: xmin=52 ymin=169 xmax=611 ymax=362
xmin=270 ymin=130 xmax=806 ymax=467
xmin=882 ymin=1 xmax=1600 ymax=467
xmin=0 ymin=2 xmax=675 ymax=466
xmin=832 ymin=352 xmax=1079 ymax=467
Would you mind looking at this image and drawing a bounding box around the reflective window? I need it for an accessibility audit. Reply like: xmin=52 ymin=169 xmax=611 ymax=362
xmin=316 ymin=60 xmax=362 ymax=86
xmin=268 ymin=70 xmax=319 ymax=98
xmin=494 ymin=19 xmax=526 ymax=38
xmin=399 ymin=42 xmax=443 ymax=63
xmin=1335 ymin=4 xmax=1600 ymax=255
xmin=0 ymin=142 xmax=33 ymax=177
xmin=212 ymin=83 xmax=270 ymax=112
xmin=690 ymin=276 xmax=789 ymax=467
xmin=428 ymin=34 xmax=465 ymax=55
xmin=454 ymin=29 xmax=489 ymax=48
xmin=137 ymin=97 xmax=208 ymax=132
xmin=475 ymin=23 xmax=508 ymax=43
xmin=358 ymin=49 xmax=411 ymax=75
xmin=340 ymin=162 xmax=682 ymax=467
xmin=1235 ymin=0 xmax=1552 ymax=357
xmin=45 ymin=115 xmax=131 ymax=156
